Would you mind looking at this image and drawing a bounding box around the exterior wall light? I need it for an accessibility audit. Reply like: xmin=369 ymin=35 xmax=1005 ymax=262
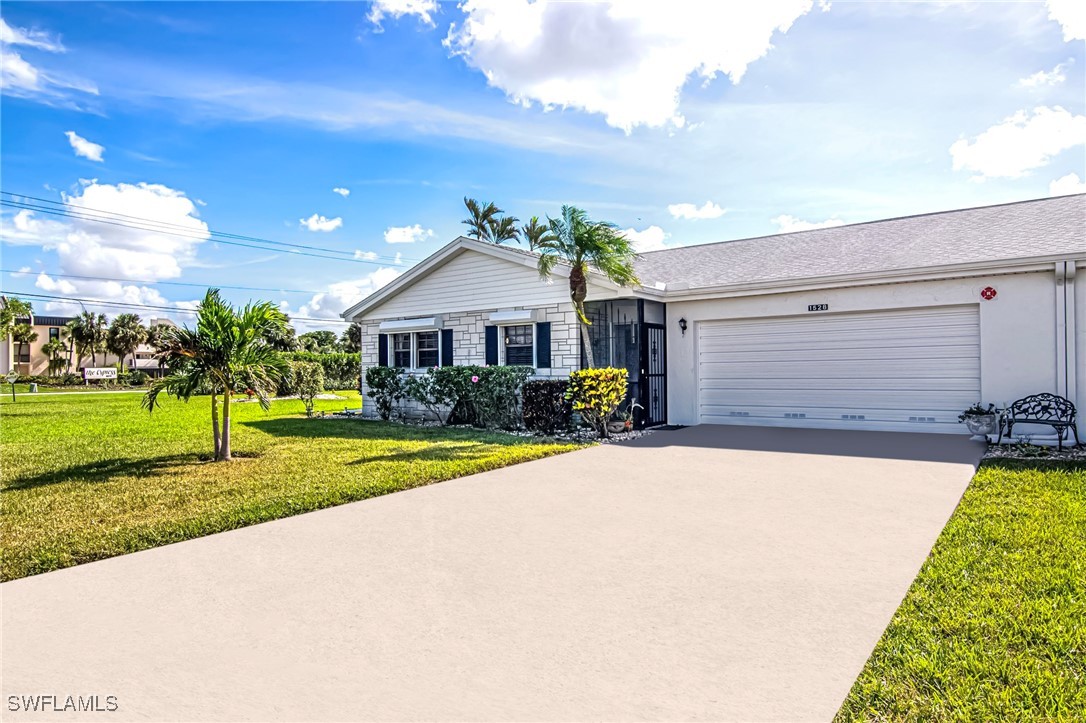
xmin=679 ymin=317 xmax=688 ymax=336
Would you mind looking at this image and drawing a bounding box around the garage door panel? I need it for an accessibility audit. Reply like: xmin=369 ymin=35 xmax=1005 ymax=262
xmin=696 ymin=306 xmax=980 ymax=434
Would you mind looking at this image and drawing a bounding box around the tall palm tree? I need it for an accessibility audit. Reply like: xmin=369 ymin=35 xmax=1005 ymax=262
xmin=521 ymin=216 xmax=554 ymax=251
xmin=145 ymin=322 xmax=174 ymax=375
xmin=462 ymin=197 xmax=520 ymax=244
xmin=72 ymin=311 xmax=108 ymax=366
xmin=62 ymin=321 xmax=77 ymax=372
xmin=107 ymin=313 xmax=147 ymax=371
xmin=144 ymin=289 xmax=290 ymax=462
xmin=1 ymin=296 xmax=32 ymax=340
xmin=11 ymin=324 xmax=38 ymax=375
xmin=535 ymin=206 xmax=640 ymax=368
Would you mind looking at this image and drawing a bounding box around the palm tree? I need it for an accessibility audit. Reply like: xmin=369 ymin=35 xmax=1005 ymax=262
xmin=62 ymin=320 xmax=77 ymax=372
xmin=521 ymin=216 xmax=554 ymax=251
xmin=11 ymin=324 xmax=38 ymax=374
xmin=72 ymin=311 xmax=108 ymax=366
xmin=107 ymin=313 xmax=147 ymax=371
xmin=535 ymin=206 xmax=640 ymax=368
xmin=1 ymin=296 xmax=32 ymax=340
xmin=462 ymin=197 xmax=520 ymax=244
xmin=144 ymin=289 xmax=290 ymax=462
xmin=145 ymin=323 xmax=174 ymax=375
xmin=341 ymin=323 xmax=362 ymax=354
xmin=42 ymin=338 xmax=67 ymax=376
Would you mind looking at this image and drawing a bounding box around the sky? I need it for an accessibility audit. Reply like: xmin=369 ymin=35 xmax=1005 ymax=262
xmin=1 ymin=0 xmax=1084 ymax=331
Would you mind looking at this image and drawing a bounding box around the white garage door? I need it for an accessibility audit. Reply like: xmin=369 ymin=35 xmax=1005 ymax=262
xmin=697 ymin=306 xmax=980 ymax=433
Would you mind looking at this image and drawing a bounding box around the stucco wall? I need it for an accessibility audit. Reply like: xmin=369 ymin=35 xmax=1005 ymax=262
xmin=358 ymin=302 xmax=581 ymax=420
xmin=664 ymin=270 xmax=1061 ymax=428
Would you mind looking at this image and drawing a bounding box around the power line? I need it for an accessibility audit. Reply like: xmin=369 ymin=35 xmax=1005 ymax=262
xmin=1 ymin=190 xmax=418 ymax=263
xmin=3 ymin=290 xmax=353 ymax=325
xmin=0 ymin=193 xmax=420 ymax=266
xmin=1 ymin=268 xmax=324 ymax=295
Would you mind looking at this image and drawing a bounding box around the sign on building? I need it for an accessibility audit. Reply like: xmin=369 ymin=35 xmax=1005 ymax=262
xmin=84 ymin=367 xmax=118 ymax=380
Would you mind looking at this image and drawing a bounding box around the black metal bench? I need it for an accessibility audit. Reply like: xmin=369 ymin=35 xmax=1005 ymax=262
xmin=997 ymin=393 xmax=1080 ymax=450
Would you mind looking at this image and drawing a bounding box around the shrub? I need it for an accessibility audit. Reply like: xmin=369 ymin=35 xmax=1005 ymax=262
xmin=58 ymin=372 xmax=83 ymax=386
xmin=474 ymin=365 xmax=534 ymax=430
xmin=282 ymin=352 xmax=358 ymax=390
xmin=127 ymin=370 xmax=149 ymax=386
xmin=522 ymin=379 xmax=571 ymax=434
xmin=403 ymin=367 xmax=460 ymax=425
xmin=566 ymin=367 xmax=628 ymax=437
xmin=289 ymin=360 xmax=325 ymax=417
xmin=365 ymin=366 xmax=406 ymax=421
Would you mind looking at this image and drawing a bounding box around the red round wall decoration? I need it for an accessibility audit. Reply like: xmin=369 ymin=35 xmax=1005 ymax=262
xmin=980 ymin=286 xmax=997 ymax=300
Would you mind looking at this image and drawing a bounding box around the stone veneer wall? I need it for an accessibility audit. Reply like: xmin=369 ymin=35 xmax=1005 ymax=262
xmin=358 ymin=303 xmax=582 ymax=420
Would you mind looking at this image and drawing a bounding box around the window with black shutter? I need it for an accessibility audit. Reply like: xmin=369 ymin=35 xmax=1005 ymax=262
xmin=503 ymin=325 xmax=534 ymax=366
xmin=392 ymin=333 xmax=411 ymax=367
xmin=416 ymin=331 xmax=439 ymax=368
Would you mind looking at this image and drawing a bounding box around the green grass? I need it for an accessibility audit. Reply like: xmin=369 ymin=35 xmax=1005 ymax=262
xmin=836 ymin=459 xmax=1086 ymax=721
xmin=0 ymin=392 xmax=581 ymax=581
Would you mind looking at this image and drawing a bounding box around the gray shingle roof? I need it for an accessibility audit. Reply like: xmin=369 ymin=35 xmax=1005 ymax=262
xmin=634 ymin=194 xmax=1086 ymax=290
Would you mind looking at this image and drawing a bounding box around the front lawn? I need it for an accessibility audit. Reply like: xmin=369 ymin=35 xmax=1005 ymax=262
xmin=836 ymin=459 xmax=1086 ymax=720
xmin=0 ymin=392 xmax=581 ymax=581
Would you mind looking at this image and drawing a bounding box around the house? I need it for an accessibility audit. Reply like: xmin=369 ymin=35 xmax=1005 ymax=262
xmin=343 ymin=194 xmax=1086 ymax=434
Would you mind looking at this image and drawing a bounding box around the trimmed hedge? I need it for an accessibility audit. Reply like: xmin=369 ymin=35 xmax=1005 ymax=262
xmin=522 ymin=379 xmax=572 ymax=434
xmin=282 ymin=351 xmax=358 ymax=390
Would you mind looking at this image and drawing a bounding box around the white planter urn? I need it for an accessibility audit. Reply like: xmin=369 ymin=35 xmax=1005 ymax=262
xmin=964 ymin=413 xmax=999 ymax=437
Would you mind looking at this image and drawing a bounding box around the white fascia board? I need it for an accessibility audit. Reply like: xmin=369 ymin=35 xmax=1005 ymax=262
xmin=488 ymin=309 xmax=539 ymax=324
xmin=378 ymin=317 xmax=443 ymax=333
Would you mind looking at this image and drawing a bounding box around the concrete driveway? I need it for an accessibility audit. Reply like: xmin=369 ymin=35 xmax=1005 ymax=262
xmin=1 ymin=426 xmax=983 ymax=722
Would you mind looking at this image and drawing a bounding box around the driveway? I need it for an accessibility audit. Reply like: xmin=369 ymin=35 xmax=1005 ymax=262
xmin=1 ymin=426 xmax=983 ymax=722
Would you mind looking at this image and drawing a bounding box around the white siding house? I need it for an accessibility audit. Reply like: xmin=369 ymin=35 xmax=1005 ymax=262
xmin=344 ymin=195 xmax=1086 ymax=437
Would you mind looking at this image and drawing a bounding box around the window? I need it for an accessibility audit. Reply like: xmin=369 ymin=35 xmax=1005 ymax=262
xmin=416 ymin=331 xmax=439 ymax=368
xmin=49 ymin=327 xmax=60 ymax=342
xmin=503 ymin=324 xmax=533 ymax=366
xmin=392 ymin=333 xmax=411 ymax=367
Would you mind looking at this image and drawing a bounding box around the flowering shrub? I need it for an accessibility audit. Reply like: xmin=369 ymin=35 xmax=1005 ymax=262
xmin=566 ymin=367 xmax=628 ymax=437
xmin=365 ymin=366 xmax=406 ymax=420
xmin=403 ymin=367 xmax=460 ymax=425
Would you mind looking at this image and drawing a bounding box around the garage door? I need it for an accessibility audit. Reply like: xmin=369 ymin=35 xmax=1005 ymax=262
xmin=697 ymin=306 xmax=980 ymax=433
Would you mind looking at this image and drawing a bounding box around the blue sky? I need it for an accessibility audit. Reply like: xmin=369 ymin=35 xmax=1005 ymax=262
xmin=1 ymin=0 xmax=1083 ymax=329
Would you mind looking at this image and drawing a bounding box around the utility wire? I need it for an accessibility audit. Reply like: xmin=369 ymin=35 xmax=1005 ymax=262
xmin=3 ymin=290 xmax=352 ymax=324
xmin=0 ymin=194 xmax=419 ymax=266
xmin=1 ymin=190 xmax=418 ymax=262
xmin=1 ymin=268 xmax=324 ymax=295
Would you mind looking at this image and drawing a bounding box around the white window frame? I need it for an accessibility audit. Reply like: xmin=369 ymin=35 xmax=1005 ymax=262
xmin=390 ymin=331 xmax=445 ymax=371
xmin=498 ymin=322 xmax=536 ymax=367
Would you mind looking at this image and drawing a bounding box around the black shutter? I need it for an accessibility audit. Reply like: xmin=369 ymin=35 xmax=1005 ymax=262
xmin=535 ymin=322 xmax=551 ymax=368
xmin=377 ymin=334 xmax=389 ymax=367
xmin=441 ymin=328 xmax=454 ymax=366
xmin=484 ymin=325 xmax=499 ymax=366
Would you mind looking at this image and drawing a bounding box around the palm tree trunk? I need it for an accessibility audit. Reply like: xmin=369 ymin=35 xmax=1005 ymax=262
xmin=211 ymin=393 xmax=221 ymax=459
xmin=579 ymin=322 xmax=595 ymax=369
xmin=219 ymin=391 xmax=232 ymax=461
xmin=67 ymin=343 xmax=73 ymax=373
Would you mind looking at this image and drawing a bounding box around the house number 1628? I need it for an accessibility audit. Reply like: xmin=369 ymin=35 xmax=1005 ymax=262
xmin=807 ymin=304 xmax=829 ymax=312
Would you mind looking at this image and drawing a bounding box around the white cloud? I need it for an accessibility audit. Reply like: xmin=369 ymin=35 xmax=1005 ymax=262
xmin=770 ymin=214 xmax=845 ymax=232
xmin=383 ymin=224 xmax=433 ymax=244
xmin=0 ymin=18 xmax=65 ymax=52
xmin=65 ymin=131 xmax=104 ymax=162
xmin=1049 ymin=172 xmax=1086 ymax=196
xmin=950 ymin=106 xmax=1086 ymax=179
xmin=332 ymin=187 xmax=351 ymax=197
xmin=297 ymin=267 xmax=403 ymax=321
xmin=353 ymin=250 xmax=378 ymax=260
xmin=299 ymin=214 xmax=343 ymax=232
xmin=1047 ymin=0 xmax=1085 ymax=41
xmin=1017 ymin=60 xmax=1072 ymax=87
xmin=621 ymin=225 xmax=671 ymax=252
xmin=2 ymin=181 xmax=208 ymax=316
xmin=445 ymin=0 xmax=816 ymax=132
xmin=368 ymin=0 xmax=438 ymax=29
xmin=668 ymin=201 xmax=727 ymax=220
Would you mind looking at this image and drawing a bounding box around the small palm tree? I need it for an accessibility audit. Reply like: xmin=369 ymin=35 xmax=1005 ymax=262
xmin=107 ymin=313 xmax=147 ymax=371
xmin=41 ymin=338 xmax=67 ymax=376
xmin=535 ymin=206 xmax=640 ymax=368
xmin=462 ymin=197 xmax=520 ymax=244
xmin=144 ymin=289 xmax=290 ymax=462
xmin=11 ymin=324 xmax=38 ymax=374
xmin=521 ymin=216 xmax=554 ymax=251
